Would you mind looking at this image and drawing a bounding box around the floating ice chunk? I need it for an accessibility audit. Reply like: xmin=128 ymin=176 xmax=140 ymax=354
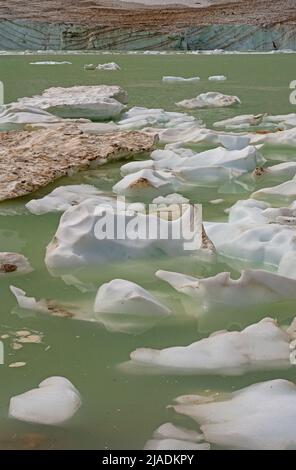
xmin=10 ymin=286 xmax=51 ymax=313
xmin=144 ymin=439 xmax=209 ymax=450
xmin=16 ymin=85 xmax=128 ymax=120
xmin=45 ymin=199 xmax=205 ymax=272
xmin=84 ymin=64 xmax=95 ymax=70
xmin=146 ymin=145 xmax=264 ymax=188
xmin=208 ymin=75 xmax=227 ymax=81
xmin=214 ymin=114 xmax=265 ymax=129
xmin=151 ymin=422 xmax=204 ymax=443
xmin=176 ymin=92 xmax=241 ymax=109
xmin=253 ymin=162 xmax=296 ymax=183
xmin=162 ymin=76 xmax=200 ymax=83
xmin=118 ymin=106 xmax=200 ymax=131
xmin=278 ymin=253 xmax=296 ymax=279
xmin=113 ymin=169 xmax=181 ymax=198
xmin=129 ymin=317 xmax=295 ymax=375
xmin=156 ymin=269 xmax=296 ymax=311
xmin=251 ymin=176 xmax=296 ymax=205
xmin=94 ymin=279 xmax=171 ymax=333
xmin=145 ymin=434 xmax=210 ymax=450
xmin=217 ymin=134 xmax=250 ymax=150
xmin=228 ymin=198 xmax=296 ymax=225
xmin=26 ymin=185 xmax=114 ymax=215
xmin=153 ymin=145 xmax=264 ymax=173
xmin=263 ymin=113 xmax=296 ymax=126
xmin=10 ymin=285 xmax=88 ymax=319
xmin=120 ymin=160 xmax=154 ymax=176
xmin=9 ymin=377 xmax=81 ymax=425
xmin=0 ymin=253 xmax=33 ymax=276
xmin=205 ymin=221 xmax=296 ymax=270
xmin=30 ymin=61 xmax=72 ymax=65
xmin=96 ymin=62 xmax=121 ymax=71
xmin=152 ymin=194 xmax=189 ymax=205
xmin=172 ymin=379 xmax=296 ymax=449
xmin=0 ymin=104 xmax=65 ymax=130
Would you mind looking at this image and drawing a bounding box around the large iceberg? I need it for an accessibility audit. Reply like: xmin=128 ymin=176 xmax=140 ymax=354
xmin=172 ymin=379 xmax=296 ymax=449
xmin=128 ymin=318 xmax=295 ymax=375
xmin=16 ymin=85 xmax=128 ymax=120
xmin=45 ymin=199 xmax=206 ymax=272
xmin=156 ymin=269 xmax=296 ymax=311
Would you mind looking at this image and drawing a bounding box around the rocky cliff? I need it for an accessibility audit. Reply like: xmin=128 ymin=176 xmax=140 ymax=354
xmin=0 ymin=1 xmax=295 ymax=51
xmin=0 ymin=20 xmax=295 ymax=51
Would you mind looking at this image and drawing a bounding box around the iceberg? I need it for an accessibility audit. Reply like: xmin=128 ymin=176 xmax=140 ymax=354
xmin=26 ymin=185 xmax=114 ymax=215
xmin=94 ymin=279 xmax=171 ymax=334
xmin=176 ymin=92 xmax=241 ymax=109
xmin=45 ymin=199 xmax=206 ymax=272
xmin=128 ymin=318 xmax=295 ymax=375
xmin=96 ymin=62 xmax=121 ymax=71
xmin=172 ymin=379 xmax=296 ymax=449
xmin=9 ymin=377 xmax=81 ymax=425
xmin=16 ymin=85 xmax=128 ymax=120
xmin=156 ymin=268 xmax=296 ymax=311
xmin=162 ymin=76 xmax=200 ymax=83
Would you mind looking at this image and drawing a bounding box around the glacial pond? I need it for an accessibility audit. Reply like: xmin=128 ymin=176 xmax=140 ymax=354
xmin=0 ymin=52 xmax=296 ymax=449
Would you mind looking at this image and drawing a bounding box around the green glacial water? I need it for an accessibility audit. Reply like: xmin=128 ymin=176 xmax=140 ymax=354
xmin=0 ymin=52 xmax=296 ymax=449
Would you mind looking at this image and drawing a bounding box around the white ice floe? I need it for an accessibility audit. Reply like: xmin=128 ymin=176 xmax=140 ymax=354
xmin=30 ymin=61 xmax=72 ymax=65
xmin=162 ymin=76 xmax=200 ymax=83
xmin=45 ymin=199 xmax=206 ymax=272
xmin=128 ymin=318 xmax=296 ymax=375
xmin=94 ymin=279 xmax=171 ymax=334
xmin=214 ymin=113 xmax=296 ymax=130
xmin=217 ymin=134 xmax=251 ymax=150
xmin=113 ymin=169 xmax=181 ymax=198
xmin=228 ymin=198 xmax=296 ymax=226
xmin=172 ymin=379 xmax=296 ymax=449
xmin=152 ymin=193 xmax=190 ymax=205
xmin=16 ymin=85 xmax=128 ymax=120
xmin=253 ymin=162 xmax=296 ymax=183
xmin=208 ymin=75 xmax=227 ymax=81
xmin=155 ymin=126 xmax=254 ymax=147
xmin=278 ymin=253 xmax=296 ymax=280
xmin=154 ymin=145 xmax=263 ymax=187
xmin=214 ymin=114 xmax=266 ymax=129
xmin=205 ymin=220 xmax=296 ymax=272
xmin=120 ymin=160 xmax=154 ymax=176
xmin=10 ymin=286 xmax=51 ymax=313
xmin=9 ymin=377 xmax=81 ymax=425
xmin=176 ymin=92 xmax=241 ymax=109
xmin=0 ymin=104 xmax=66 ymax=130
xmin=118 ymin=106 xmax=201 ymax=131
xmin=96 ymin=62 xmax=121 ymax=71
xmin=0 ymin=253 xmax=33 ymax=276
xmin=145 ymin=422 xmax=210 ymax=450
xmin=156 ymin=269 xmax=296 ymax=312
xmin=251 ymin=176 xmax=296 ymax=206
xmin=84 ymin=64 xmax=96 ymax=70
xmin=119 ymin=145 xmax=263 ymax=190
xmin=26 ymin=185 xmax=114 ymax=215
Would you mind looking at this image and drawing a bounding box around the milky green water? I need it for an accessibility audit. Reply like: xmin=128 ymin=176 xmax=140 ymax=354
xmin=0 ymin=53 xmax=296 ymax=450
